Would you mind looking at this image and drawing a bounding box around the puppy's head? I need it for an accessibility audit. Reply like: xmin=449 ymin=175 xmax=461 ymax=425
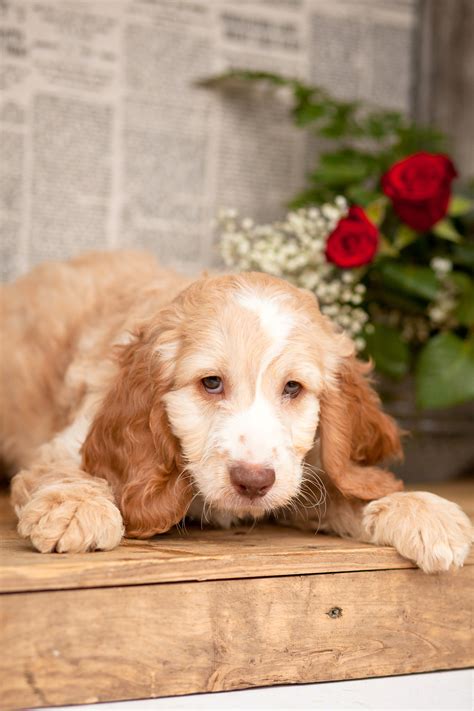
xmin=83 ymin=272 xmax=402 ymax=537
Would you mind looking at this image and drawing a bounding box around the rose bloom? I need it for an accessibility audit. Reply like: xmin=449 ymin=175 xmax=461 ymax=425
xmin=381 ymin=152 xmax=457 ymax=231
xmin=325 ymin=206 xmax=379 ymax=269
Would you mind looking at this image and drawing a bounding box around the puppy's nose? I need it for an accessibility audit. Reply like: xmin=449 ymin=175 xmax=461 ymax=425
xmin=230 ymin=462 xmax=275 ymax=498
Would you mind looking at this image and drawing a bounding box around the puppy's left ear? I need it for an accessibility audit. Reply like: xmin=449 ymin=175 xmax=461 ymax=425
xmin=320 ymin=355 xmax=403 ymax=500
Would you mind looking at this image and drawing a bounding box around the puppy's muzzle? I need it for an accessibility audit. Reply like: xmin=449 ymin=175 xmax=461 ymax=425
xmin=229 ymin=462 xmax=275 ymax=499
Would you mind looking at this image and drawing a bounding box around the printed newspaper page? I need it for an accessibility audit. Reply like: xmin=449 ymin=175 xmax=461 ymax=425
xmin=0 ymin=0 xmax=417 ymax=280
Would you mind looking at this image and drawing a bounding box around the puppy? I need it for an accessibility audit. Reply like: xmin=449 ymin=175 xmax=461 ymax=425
xmin=1 ymin=251 xmax=471 ymax=572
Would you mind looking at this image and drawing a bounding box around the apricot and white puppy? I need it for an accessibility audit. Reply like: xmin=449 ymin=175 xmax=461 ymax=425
xmin=3 ymin=252 xmax=472 ymax=572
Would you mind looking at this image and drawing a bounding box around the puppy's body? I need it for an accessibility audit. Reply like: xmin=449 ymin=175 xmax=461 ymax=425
xmin=1 ymin=251 xmax=471 ymax=572
xmin=1 ymin=251 xmax=191 ymax=470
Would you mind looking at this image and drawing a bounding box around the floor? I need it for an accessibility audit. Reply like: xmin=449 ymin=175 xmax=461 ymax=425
xmin=48 ymin=670 xmax=473 ymax=710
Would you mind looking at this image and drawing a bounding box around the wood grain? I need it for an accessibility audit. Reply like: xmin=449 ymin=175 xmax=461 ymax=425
xmin=1 ymin=482 xmax=472 ymax=708
xmin=1 ymin=566 xmax=472 ymax=709
xmin=1 ymin=482 xmax=472 ymax=594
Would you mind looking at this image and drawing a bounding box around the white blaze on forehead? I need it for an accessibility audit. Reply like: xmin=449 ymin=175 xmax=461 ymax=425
xmin=235 ymin=288 xmax=293 ymax=342
xmin=222 ymin=288 xmax=296 ymax=464
xmin=234 ymin=288 xmax=294 ymax=383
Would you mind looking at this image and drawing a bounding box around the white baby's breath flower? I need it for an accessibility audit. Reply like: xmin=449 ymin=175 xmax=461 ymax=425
xmin=217 ymin=200 xmax=370 ymax=340
xmin=321 ymin=204 xmax=340 ymax=221
xmin=425 ymin=263 xmax=459 ymax=330
xmin=430 ymin=257 xmax=452 ymax=275
xmin=428 ymin=306 xmax=445 ymax=323
xmin=322 ymin=304 xmax=338 ymax=316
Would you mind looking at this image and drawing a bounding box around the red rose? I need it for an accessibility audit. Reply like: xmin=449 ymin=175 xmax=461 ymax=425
xmin=325 ymin=206 xmax=379 ymax=269
xmin=381 ymin=152 xmax=457 ymax=231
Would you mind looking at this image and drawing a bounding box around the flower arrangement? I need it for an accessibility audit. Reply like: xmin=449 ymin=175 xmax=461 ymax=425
xmin=211 ymin=72 xmax=474 ymax=410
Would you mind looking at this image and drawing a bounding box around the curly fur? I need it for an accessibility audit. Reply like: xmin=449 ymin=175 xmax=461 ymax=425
xmin=2 ymin=251 xmax=471 ymax=571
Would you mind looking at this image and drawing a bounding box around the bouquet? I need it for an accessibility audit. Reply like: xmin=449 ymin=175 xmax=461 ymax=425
xmin=218 ymin=152 xmax=474 ymax=410
xmin=207 ymin=71 xmax=474 ymax=410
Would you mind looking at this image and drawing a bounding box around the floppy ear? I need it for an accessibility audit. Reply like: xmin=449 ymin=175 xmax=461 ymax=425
xmin=320 ymin=356 xmax=404 ymax=500
xmin=82 ymin=329 xmax=192 ymax=537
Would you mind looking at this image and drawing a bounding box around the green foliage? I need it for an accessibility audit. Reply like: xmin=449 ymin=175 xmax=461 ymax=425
xmin=451 ymin=242 xmax=474 ymax=268
xmin=204 ymin=69 xmax=474 ymax=409
xmin=364 ymin=324 xmax=410 ymax=379
xmin=365 ymin=197 xmax=388 ymax=227
xmin=416 ymin=334 xmax=474 ymax=409
xmin=432 ymin=219 xmax=462 ymax=242
xmin=448 ymin=195 xmax=474 ymax=217
xmin=392 ymin=224 xmax=418 ymax=251
xmin=451 ymin=273 xmax=474 ymax=326
xmin=375 ymin=262 xmax=438 ymax=301
xmin=201 ymin=70 xmax=445 ymax=204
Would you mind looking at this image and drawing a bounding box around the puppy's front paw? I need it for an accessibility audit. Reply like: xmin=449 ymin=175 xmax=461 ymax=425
xmin=362 ymin=491 xmax=473 ymax=573
xmin=18 ymin=482 xmax=124 ymax=553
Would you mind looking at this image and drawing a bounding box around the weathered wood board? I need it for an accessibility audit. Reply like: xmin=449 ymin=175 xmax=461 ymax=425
xmin=1 ymin=481 xmax=472 ymax=709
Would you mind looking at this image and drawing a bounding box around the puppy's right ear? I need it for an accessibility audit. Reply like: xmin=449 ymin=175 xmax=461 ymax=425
xmin=82 ymin=326 xmax=192 ymax=538
xmin=319 ymin=353 xmax=403 ymax=501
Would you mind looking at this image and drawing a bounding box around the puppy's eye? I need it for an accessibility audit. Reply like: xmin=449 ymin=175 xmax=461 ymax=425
xmin=202 ymin=376 xmax=223 ymax=394
xmin=283 ymin=381 xmax=302 ymax=398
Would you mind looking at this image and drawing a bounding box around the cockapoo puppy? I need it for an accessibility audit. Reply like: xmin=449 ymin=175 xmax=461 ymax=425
xmin=1 ymin=251 xmax=472 ymax=572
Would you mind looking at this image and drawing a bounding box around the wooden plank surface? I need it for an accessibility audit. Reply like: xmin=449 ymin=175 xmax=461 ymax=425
xmin=0 ymin=481 xmax=473 ymax=593
xmin=1 ymin=566 xmax=472 ymax=708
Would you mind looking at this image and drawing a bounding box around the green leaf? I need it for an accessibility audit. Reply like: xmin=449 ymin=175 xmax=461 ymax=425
xmin=345 ymin=185 xmax=380 ymax=206
xmin=366 ymin=286 xmax=428 ymax=315
xmin=449 ymin=272 xmax=474 ymax=326
xmin=449 ymin=271 xmax=472 ymax=292
xmin=454 ymin=279 xmax=474 ymax=326
xmin=416 ymin=333 xmax=474 ymax=409
xmin=318 ymin=102 xmax=360 ymax=138
xmin=448 ymin=195 xmax=474 ymax=217
xmin=311 ymin=149 xmax=375 ymax=188
xmin=365 ymin=324 xmax=410 ymax=379
xmin=394 ymin=125 xmax=446 ymax=156
xmin=451 ymin=243 xmax=474 ymax=268
xmin=365 ymin=197 xmax=388 ymax=227
xmin=377 ymin=235 xmax=399 ymax=257
xmin=293 ymin=101 xmax=327 ymax=126
xmin=362 ymin=111 xmax=403 ymax=139
xmin=377 ymin=262 xmax=438 ymax=301
xmin=393 ymin=224 xmax=418 ymax=251
xmin=289 ymin=188 xmax=328 ymax=209
xmin=311 ymin=164 xmax=366 ymax=188
xmin=432 ymin=218 xmax=462 ymax=242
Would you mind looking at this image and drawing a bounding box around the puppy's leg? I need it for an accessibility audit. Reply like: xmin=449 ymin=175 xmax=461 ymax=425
xmin=321 ymin=490 xmax=473 ymax=573
xmin=11 ymin=420 xmax=124 ymax=553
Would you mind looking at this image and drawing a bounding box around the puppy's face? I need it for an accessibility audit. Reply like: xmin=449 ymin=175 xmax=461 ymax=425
xmin=160 ymin=274 xmax=343 ymax=519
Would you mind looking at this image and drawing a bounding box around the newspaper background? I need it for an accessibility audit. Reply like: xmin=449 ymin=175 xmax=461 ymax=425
xmin=0 ymin=0 xmax=418 ymax=282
